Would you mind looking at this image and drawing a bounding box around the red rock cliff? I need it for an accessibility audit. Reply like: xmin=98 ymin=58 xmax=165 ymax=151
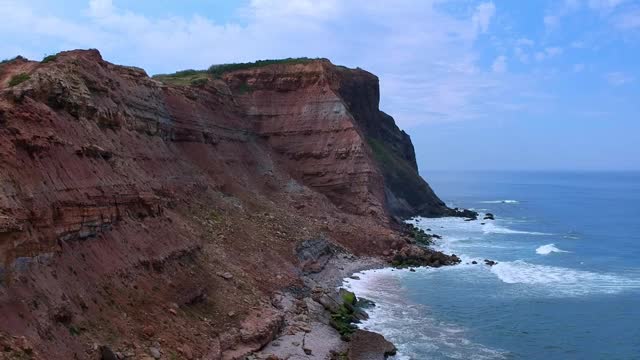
xmin=0 ymin=50 xmax=449 ymax=359
xmin=223 ymin=60 xmax=449 ymax=218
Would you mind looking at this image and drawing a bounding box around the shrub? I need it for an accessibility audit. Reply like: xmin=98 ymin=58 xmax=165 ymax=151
xmin=8 ymin=73 xmax=30 ymax=87
xmin=152 ymin=70 xmax=209 ymax=86
xmin=207 ymin=57 xmax=320 ymax=78
xmin=190 ymin=77 xmax=208 ymax=87
xmin=42 ymin=54 xmax=57 ymax=63
xmin=0 ymin=56 xmax=21 ymax=65
xmin=237 ymin=82 xmax=252 ymax=94
xmin=153 ymin=57 xmax=325 ymax=85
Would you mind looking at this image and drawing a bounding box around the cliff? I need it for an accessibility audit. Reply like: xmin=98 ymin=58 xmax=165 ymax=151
xmin=222 ymin=60 xmax=450 ymax=218
xmin=0 ymin=50 xmax=456 ymax=359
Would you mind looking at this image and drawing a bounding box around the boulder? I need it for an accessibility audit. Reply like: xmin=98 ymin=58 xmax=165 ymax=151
xmin=149 ymin=346 xmax=161 ymax=359
xmin=216 ymin=272 xmax=233 ymax=280
xmin=391 ymin=245 xmax=460 ymax=268
xmin=99 ymin=346 xmax=118 ymax=360
xmin=348 ymin=330 xmax=396 ymax=360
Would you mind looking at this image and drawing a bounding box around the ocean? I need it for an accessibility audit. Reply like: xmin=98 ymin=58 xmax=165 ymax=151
xmin=344 ymin=171 xmax=640 ymax=359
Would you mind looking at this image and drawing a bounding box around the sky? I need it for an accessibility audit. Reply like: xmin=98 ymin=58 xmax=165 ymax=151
xmin=1 ymin=0 xmax=639 ymax=171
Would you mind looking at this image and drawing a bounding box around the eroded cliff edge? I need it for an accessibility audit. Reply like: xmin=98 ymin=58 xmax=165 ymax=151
xmin=0 ymin=50 xmax=460 ymax=359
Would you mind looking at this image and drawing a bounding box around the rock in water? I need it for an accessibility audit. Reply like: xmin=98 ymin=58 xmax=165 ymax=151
xmin=348 ymin=330 xmax=397 ymax=360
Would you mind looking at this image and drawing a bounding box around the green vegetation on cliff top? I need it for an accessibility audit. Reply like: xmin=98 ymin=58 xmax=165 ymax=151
xmin=152 ymin=57 xmax=321 ymax=86
xmin=41 ymin=54 xmax=58 ymax=63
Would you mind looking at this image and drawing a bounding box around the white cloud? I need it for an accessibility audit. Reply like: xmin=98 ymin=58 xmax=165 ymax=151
xmin=605 ymin=72 xmax=634 ymax=85
xmin=588 ymin=0 xmax=626 ymax=11
xmin=514 ymin=47 xmax=529 ymax=63
xmin=492 ymin=55 xmax=507 ymax=73
xmin=516 ymin=38 xmax=534 ymax=46
xmin=535 ymin=47 xmax=564 ymax=61
xmin=615 ymin=10 xmax=640 ymax=29
xmin=0 ymin=0 xmax=516 ymax=127
xmin=570 ymin=40 xmax=586 ymax=48
xmin=565 ymin=0 xmax=582 ymax=10
xmin=472 ymin=2 xmax=496 ymax=34
xmin=88 ymin=0 xmax=114 ymax=17
xmin=544 ymin=15 xmax=560 ymax=29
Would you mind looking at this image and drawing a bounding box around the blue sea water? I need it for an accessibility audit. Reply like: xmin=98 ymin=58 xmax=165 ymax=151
xmin=344 ymin=171 xmax=640 ymax=359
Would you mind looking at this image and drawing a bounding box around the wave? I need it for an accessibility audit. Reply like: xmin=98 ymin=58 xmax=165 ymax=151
xmin=490 ymin=260 xmax=640 ymax=296
xmin=409 ymin=216 xmax=639 ymax=297
xmin=344 ymin=269 xmax=508 ymax=359
xmin=409 ymin=216 xmax=550 ymax=236
xmin=481 ymin=222 xmax=551 ymax=236
xmin=479 ymin=200 xmax=519 ymax=204
xmin=535 ymin=243 xmax=569 ymax=255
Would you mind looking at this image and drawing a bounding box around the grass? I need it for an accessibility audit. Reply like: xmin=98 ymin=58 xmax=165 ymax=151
xmin=152 ymin=69 xmax=210 ymax=86
xmin=0 ymin=56 xmax=21 ymax=65
xmin=207 ymin=57 xmax=320 ymax=78
xmin=153 ymin=57 xmax=324 ymax=86
xmin=41 ymin=54 xmax=57 ymax=63
xmin=329 ymin=289 xmax=368 ymax=338
xmin=190 ymin=77 xmax=208 ymax=87
xmin=330 ymin=304 xmax=358 ymax=337
xmin=8 ymin=73 xmax=30 ymax=87
xmin=341 ymin=291 xmax=356 ymax=305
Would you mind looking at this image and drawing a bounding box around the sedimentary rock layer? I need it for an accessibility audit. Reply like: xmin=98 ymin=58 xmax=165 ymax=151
xmin=0 ymin=50 xmax=449 ymax=359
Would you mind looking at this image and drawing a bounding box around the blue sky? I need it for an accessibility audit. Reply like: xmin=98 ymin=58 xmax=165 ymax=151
xmin=1 ymin=0 xmax=639 ymax=170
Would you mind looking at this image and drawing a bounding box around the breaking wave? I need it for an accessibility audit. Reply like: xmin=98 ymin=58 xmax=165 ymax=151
xmin=479 ymin=200 xmax=519 ymax=204
xmin=536 ymin=243 xmax=569 ymax=255
xmin=490 ymin=260 xmax=640 ymax=296
xmin=344 ymin=270 xmax=509 ymax=359
xmin=482 ymin=222 xmax=551 ymax=236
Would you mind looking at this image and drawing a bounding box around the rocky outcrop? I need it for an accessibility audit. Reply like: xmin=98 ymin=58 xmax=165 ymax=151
xmin=224 ymin=61 xmax=450 ymax=218
xmin=0 ymin=50 xmax=455 ymax=359
xmin=348 ymin=330 xmax=397 ymax=360
xmin=391 ymin=245 xmax=461 ymax=268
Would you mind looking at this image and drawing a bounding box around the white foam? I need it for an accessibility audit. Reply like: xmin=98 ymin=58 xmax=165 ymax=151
xmin=408 ymin=216 xmax=551 ymax=238
xmin=490 ymin=260 xmax=640 ymax=296
xmin=535 ymin=243 xmax=569 ymax=255
xmin=479 ymin=200 xmax=519 ymax=204
xmin=481 ymin=222 xmax=551 ymax=236
xmin=343 ymin=269 xmax=508 ymax=359
xmin=408 ymin=216 xmax=640 ymax=297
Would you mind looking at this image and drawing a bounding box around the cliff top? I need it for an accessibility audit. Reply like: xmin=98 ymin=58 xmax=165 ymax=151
xmin=152 ymin=55 xmax=374 ymax=86
xmin=0 ymin=49 xmax=377 ymax=91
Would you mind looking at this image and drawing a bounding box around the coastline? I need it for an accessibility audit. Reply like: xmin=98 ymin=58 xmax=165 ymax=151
xmin=252 ymin=252 xmax=396 ymax=360
xmin=252 ymin=229 xmax=465 ymax=360
xmin=250 ymin=213 xmax=474 ymax=360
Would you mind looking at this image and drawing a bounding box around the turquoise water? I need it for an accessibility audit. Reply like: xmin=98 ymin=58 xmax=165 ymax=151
xmin=345 ymin=171 xmax=640 ymax=359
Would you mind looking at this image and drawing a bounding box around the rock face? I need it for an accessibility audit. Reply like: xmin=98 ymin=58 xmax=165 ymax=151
xmin=224 ymin=60 xmax=449 ymax=218
xmin=0 ymin=50 xmax=451 ymax=358
xmin=348 ymin=330 xmax=397 ymax=360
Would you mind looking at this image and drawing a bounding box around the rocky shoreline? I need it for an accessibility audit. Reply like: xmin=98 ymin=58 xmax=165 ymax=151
xmin=250 ymin=223 xmax=465 ymax=360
